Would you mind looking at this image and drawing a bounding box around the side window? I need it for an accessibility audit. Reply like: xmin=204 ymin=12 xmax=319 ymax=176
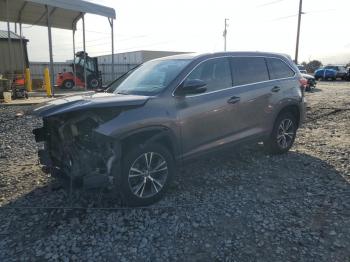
xmin=231 ymin=57 xmax=269 ymax=86
xmin=86 ymin=59 xmax=95 ymax=72
xmin=186 ymin=58 xmax=232 ymax=93
xmin=267 ymin=58 xmax=295 ymax=80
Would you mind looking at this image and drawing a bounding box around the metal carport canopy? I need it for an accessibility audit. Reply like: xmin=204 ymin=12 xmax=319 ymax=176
xmin=0 ymin=0 xmax=116 ymax=29
xmin=0 ymin=0 xmax=116 ymax=96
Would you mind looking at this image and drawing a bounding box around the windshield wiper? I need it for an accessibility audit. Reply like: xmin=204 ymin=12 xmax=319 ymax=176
xmin=116 ymin=91 xmax=129 ymax=95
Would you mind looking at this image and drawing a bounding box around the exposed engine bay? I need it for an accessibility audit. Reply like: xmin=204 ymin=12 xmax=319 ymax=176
xmin=34 ymin=110 xmax=121 ymax=188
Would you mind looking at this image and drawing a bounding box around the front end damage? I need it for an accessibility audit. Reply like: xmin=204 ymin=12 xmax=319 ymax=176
xmin=33 ymin=110 xmax=121 ymax=189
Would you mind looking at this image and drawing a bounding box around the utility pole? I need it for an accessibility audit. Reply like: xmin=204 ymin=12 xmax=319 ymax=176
xmin=223 ymin=18 xmax=229 ymax=51
xmin=295 ymin=0 xmax=303 ymax=64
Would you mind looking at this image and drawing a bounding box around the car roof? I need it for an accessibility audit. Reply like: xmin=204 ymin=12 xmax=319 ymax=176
xmin=155 ymin=51 xmax=292 ymax=62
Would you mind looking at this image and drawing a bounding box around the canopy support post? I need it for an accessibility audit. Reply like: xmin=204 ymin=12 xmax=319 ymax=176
xmin=72 ymin=13 xmax=83 ymax=89
xmin=72 ymin=29 xmax=76 ymax=89
xmin=19 ymin=23 xmax=25 ymax=75
xmin=46 ymin=5 xmax=55 ymax=96
xmin=82 ymin=14 xmax=87 ymax=90
xmin=109 ymin=17 xmax=114 ymax=82
xmin=6 ymin=0 xmax=13 ymax=80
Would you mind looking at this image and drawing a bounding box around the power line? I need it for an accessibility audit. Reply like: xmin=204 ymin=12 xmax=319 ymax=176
xmin=266 ymin=14 xmax=298 ymax=22
xmin=257 ymin=0 xmax=285 ymax=8
xmin=265 ymin=8 xmax=339 ymax=22
xmin=51 ymin=34 xmax=148 ymax=48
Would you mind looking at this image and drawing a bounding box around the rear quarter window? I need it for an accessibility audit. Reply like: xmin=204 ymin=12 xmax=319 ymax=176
xmin=267 ymin=58 xmax=295 ymax=80
xmin=231 ymin=57 xmax=269 ymax=86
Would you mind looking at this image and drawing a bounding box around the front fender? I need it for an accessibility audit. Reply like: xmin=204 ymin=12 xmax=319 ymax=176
xmin=96 ymin=125 xmax=180 ymax=160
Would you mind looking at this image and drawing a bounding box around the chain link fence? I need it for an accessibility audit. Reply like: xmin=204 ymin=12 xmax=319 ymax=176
xmin=29 ymin=62 xmax=139 ymax=85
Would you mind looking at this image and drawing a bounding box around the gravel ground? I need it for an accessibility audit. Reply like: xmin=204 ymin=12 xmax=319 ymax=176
xmin=0 ymin=82 xmax=349 ymax=261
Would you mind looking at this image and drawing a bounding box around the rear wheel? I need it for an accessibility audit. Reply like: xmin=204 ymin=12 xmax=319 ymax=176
xmin=62 ymin=80 xmax=74 ymax=89
xmin=264 ymin=112 xmax=297 ymax=154
xmin=117 ymin=143 xmax=174 ymax=206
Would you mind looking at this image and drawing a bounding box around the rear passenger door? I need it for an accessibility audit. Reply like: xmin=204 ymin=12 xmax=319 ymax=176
xmin=265 ymin=57 xmax=297 ymax=124
xmin=230 ymin=57 xmax=272 ymax=136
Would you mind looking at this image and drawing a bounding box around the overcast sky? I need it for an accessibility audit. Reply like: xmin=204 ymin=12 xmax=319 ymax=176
xmin=1 ymin=0 xmax=350 ymax=64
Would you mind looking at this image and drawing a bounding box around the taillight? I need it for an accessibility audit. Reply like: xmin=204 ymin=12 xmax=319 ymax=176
xmin=299 ymin=77 xmax=307 ymax=97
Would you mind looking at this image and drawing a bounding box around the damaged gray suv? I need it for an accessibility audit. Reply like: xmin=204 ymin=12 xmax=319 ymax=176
xmin=33 ymin=52 xmax=307 ymax=206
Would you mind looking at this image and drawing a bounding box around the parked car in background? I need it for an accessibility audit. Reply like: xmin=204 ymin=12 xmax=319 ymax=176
xmin=33 ymin=52 xmax=307 ymax=206
xmin=314 ymin=68 xmax=337 ymax=81
xmin=301 ymin=73 xmax=316 ymax=91
xmin=297 ymin=65 xmax=307 ymax=74
xmin=346 ymin=67 xmax=350 ymax=81
xmin=323 ymin=65 xmax=347 ymax=80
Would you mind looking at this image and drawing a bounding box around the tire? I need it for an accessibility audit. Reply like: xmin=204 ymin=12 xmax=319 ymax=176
xmin=117 ymin=143 xmax=174 ymax=206
xmin=62 ymin=80 xmax=74 ymax=89
xmin=305 ymin=85 xmax=311 ymax=92
xmin=264 ymin=112 xmax=297 ymax=154
xmin=87 ymin=76 xmax=100 ymax=89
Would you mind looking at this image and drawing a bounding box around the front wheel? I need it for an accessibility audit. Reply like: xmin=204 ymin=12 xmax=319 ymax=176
xmin=117 ymin=143 xmax=174 ymax=206
xmin=264 ymin=112 xmax=297 ymax=154
xmin=62 ymin=80 xmax=74 ymax=89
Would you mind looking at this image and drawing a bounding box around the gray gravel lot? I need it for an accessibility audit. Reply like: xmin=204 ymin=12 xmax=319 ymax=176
xmin=0 ymin=82 xmax=349 ymax=261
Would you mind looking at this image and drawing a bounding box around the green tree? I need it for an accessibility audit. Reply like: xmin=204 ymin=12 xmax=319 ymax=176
xmin=305 ymin=60 xmax=322 ymax=73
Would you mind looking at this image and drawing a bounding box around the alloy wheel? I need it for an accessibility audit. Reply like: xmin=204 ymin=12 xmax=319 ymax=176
xmin=277 ymin=119 xmax=295 ymax=149
xmin=128 ymin=152 xmax=168 ymax=198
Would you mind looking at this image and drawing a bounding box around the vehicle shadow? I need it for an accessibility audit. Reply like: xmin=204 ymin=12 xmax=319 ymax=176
xmin=1 ymin=143 xmax=349 ymax=209
xmin=308 ymin=87 xmax=322 ymax=93
xmin=1 ymin=144 xmax=349 ymax=260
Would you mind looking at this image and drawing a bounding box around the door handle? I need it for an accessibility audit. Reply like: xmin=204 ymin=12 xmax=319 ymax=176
xmin=271 ymin=86 xmax=281 ymax=92
xmin=227 ymin=96 xmax=240 ymax=104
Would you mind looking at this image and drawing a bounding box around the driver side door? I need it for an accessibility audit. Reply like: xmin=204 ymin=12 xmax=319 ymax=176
xmin=174 ymin=57 xmax=242 ymax=159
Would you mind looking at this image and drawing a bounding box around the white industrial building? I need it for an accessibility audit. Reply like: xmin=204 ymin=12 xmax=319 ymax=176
xmin=96 ymin=50 xmax=191 ymax=65
xmin=96 ymin=50 xmax=191 ymax=83
xmin=29 ymin=50 xmax=191 ymax=85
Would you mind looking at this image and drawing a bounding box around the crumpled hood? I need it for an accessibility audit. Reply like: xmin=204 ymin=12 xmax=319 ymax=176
xmin=32 ymin=92 xmax=150 ymax=117
xmin=301 ymin=73 xmax=315 ymax=80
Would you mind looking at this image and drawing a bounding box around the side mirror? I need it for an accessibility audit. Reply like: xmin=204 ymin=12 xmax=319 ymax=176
xmin=176 ymin=79 xmax=207 ymax=96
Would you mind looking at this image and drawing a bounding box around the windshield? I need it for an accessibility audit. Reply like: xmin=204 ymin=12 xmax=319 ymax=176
xmin=106 ymin=66 xmax=139 ymax=93
xmin=112 ymin=59 xmax=190 ymax=96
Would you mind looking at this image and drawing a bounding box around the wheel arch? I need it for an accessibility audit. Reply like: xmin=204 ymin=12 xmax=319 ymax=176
xmin=119 ymin=126 xmax=180 ymax=160
xmin=275 ymin=104 xmax=301 ymax=127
